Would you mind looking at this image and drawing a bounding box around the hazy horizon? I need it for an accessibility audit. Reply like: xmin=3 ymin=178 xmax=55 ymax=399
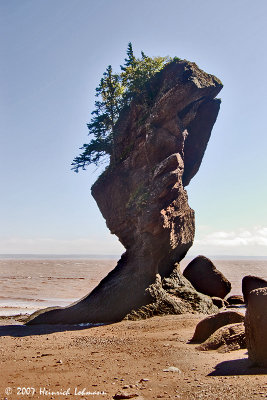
xmin=1 ymin=253 xmax=267 ymax=261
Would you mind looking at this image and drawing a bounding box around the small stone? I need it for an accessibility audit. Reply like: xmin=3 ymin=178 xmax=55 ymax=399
xmin=226 ymin=294 xmax=244 ymax=306
xmin=113 ymin=390 xmax=139 ymax=399
xmin=56 ymin=360 xmax=63 ymax=364
xmin=212 ymin=297 xmax=227 ymax=308
xmin=163 ymin=366 xmax=182 ymax=373
xmin=139 ymin=378 xmax=149 ymax=382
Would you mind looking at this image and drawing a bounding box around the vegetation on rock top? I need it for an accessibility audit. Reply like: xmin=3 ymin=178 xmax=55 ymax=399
xmin=72 ymin=43 xmax=178 ymax=171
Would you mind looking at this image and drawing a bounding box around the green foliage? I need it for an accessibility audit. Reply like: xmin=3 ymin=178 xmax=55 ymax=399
xmin=121 ymin=47 xmax=171 ymax=102
xmin=72 ymin=43 xmax=175 ymax=172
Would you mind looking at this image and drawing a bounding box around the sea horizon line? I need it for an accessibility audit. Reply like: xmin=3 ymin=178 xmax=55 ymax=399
xmin=1 ymin=254 xmax=267 ymax=261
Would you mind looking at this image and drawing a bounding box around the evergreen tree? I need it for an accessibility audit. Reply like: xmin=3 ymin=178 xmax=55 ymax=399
xmin=121 ymin=42 xmax=137 ymax=69
xmin=71 ymin=65 xmax=123 ymax=171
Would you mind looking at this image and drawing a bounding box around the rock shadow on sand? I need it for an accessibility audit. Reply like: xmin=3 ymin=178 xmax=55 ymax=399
xmin=0 ymin=323 xmax=108 ymax=338
xmin=209 ymin=357 xmax=267 ymax=376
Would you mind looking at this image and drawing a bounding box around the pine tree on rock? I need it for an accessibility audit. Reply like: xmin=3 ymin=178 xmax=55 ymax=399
xmin=72 ymin=65 xmax=123 ymax=171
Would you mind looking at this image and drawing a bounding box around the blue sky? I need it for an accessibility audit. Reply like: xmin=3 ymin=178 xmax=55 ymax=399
xmin=1 ymin=0 xmax=267 ymax=256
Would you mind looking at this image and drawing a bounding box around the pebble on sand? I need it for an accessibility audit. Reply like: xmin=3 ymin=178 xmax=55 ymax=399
xmin=162 ymin=366 xmax=182 ymax=373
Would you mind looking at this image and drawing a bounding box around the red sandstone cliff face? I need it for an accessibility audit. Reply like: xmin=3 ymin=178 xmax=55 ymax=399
xmin=27 ymin=60 xmax=222 ymax=325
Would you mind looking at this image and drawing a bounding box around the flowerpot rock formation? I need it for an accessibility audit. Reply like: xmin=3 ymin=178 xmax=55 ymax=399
xmin=26 ymin=60 xmax=222 ymax=325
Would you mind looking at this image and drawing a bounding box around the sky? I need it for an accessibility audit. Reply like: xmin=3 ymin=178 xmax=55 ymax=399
xmin=1 ymin=0 xmax=267 ymax=257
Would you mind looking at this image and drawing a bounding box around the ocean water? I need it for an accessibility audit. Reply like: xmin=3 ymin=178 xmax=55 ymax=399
xmin=0 ymin=257 xmax=117 ymax=316
xmin=0 ymin=256 xmax=267 ymax=317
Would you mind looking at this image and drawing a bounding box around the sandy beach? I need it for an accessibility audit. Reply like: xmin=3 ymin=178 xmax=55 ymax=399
xmin=0 ymin=258 xmax=267 ymax=399
xmin=0 ymin=313 xmax=267 ymax=400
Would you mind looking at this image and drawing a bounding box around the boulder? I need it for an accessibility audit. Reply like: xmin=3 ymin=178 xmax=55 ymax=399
xmin=190 ymin=310 xmax=244 ymax=343
xmin=211 ymin=297 xmax=228 ymax=308
xmin=226 ymin=294 xmax=244 ymax=306
xmin=197 ymin=323 xmax=246 ymax=352
xmin=245 ymin=287 xmax=267 ymax=367
xmin=242 ymin=275 xmax=267 ymax=304
xmin=26 ymin=60 xmax=222 ymax=325
xmin=183 ymin=255 xmax=231 ymax=299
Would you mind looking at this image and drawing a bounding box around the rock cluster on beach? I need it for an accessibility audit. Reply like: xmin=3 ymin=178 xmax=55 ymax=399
xmin=188 ymin=271 xmax=267 ymax=368
xmin=197 ymin=322 xmax=246 ymax=353
xmin=27 ymin=59 xmax=222 ymax=325
xmin=190 ymin=310 xmax=244 ymax=343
